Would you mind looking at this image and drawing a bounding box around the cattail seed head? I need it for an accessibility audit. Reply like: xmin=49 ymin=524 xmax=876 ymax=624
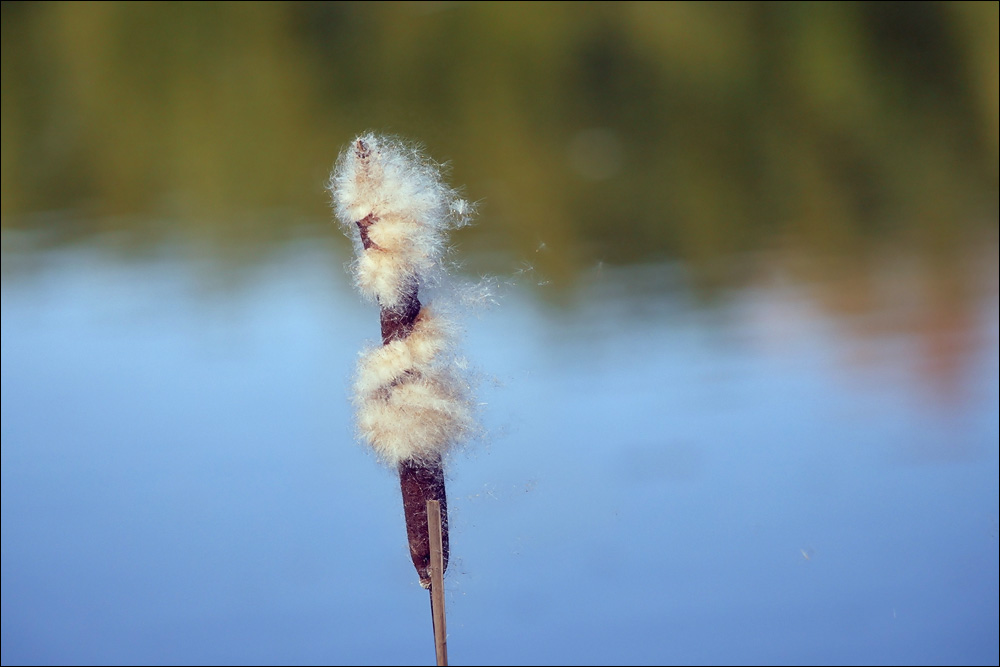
xmin=330 ymin=134 xmax=476 ymax=467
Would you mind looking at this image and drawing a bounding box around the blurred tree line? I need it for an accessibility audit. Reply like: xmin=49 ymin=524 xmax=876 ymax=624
xmin=2 ymin=1 xmax=997 ymax=288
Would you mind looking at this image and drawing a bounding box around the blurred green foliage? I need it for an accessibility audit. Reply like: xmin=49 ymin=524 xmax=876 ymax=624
xmin=2 ymin=1 xmax=997 ymax=287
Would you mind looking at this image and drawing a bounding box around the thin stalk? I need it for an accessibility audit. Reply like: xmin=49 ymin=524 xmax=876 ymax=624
xmin=427 ymin=499 xmax=448 ymax=666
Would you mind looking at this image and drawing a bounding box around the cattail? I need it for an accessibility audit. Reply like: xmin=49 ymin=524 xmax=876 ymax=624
xmin=330 ymin=133 xmax=474 ymax=589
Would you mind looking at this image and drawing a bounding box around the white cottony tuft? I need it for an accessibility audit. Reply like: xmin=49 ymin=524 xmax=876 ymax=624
xmin=330 ymin=132 xmax=472 ymax=309
xmin=330 ymin=134 xmax=477 ymax=466
xmin=353 ymin=313 xmax=474 ymax=465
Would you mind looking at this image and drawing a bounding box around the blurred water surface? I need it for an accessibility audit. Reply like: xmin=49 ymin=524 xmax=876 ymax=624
xmin=2 ymin=2 xmax=998 ymax=665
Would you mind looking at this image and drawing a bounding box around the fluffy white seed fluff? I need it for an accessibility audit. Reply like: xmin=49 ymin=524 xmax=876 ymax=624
xmin=353 ymin=308 xmax=450 ymax=397
xmin=355 ymin=348 xmax=473 ymax=464
xmin=330 ymin=134 xmax=476 ymax=465
xmin=330 ymin=133 xmax=472 ymax=309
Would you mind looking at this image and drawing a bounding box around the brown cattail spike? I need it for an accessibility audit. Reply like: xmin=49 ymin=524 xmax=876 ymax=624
xmin=330 ymin=133 xmax=474 ymax=587
xmin=400 ymin=458 xmax=449 ymax=587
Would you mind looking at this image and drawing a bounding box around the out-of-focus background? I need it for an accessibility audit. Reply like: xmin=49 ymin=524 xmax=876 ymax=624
xmin=2 ymin=2 xmax=997 ymax=665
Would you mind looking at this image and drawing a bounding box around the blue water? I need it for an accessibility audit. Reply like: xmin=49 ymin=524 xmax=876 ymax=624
xmin=2 ymin=238 xmax=998 ymax=665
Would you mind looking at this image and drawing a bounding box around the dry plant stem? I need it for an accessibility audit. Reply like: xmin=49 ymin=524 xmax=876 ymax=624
xmin=356 ymin=212 xmax=450 ymax=587
xmin=427 ymin=499 xmax=448 ymax=666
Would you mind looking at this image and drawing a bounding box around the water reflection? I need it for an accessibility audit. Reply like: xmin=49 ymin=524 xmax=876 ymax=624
xmin=2 ymin=232 xmax=997 ymax=664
